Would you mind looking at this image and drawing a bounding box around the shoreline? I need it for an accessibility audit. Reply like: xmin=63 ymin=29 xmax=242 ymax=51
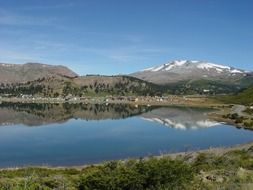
xmin=1 ymin=96 xmax=252 ymax=129
xmin=0 ymin=99 xmax=252 ymax=189
xmin=1 ymin=140 xmax=253 ymax=171
xmin=208 ymin=104 xmax=253 ymax=130
xmin=0 ymin=95 xmax=220 ymax=106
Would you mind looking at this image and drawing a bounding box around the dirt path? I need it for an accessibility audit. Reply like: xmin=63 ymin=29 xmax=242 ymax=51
xmin=232 ymin=105 xmax=247 ymax=116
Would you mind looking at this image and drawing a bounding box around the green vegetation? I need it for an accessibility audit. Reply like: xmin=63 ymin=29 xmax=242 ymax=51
xmin=221 ymin=111 xmax=253 ymax=129
xmin=0 ymin=102 xmax=154 ymax=126
xmin=0 ymin=77 xmax=60 ymax=97
xmin=211 ymin=86 xmax=253 ymax=129
xmin=0 ymin=82 xmax=44 ymax=96
xmin=217 ymin=86 xmax=253 ymax=105
xmin=2 ymin=74 xmax=253 ymax=98
xmin=0 ymin=158 xmax=193 ymax=190
xmin=0 ymin=146 xmax=252 ymax=190
xmin=191 ymin=148 xmax=253 ymax=189
xmin=222 ymin=113 xmax=248 ymax=124
xmin=164 ymin=77 xmax=253 ymax=95
xmin=63 ymin=76 xmax=166 ymax=97
xmin=244 ymin=107 xmax=253 ymax=114
xmin=0 ymin=76 xmax=167 ymax=97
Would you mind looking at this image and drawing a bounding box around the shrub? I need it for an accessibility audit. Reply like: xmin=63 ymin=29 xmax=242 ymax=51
xmin=79 ymin=158 xmax=193 ymax=190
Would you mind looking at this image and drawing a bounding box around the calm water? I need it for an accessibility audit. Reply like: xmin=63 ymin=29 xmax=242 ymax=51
xmin=0 ymin=103 xmax=252 ymax=168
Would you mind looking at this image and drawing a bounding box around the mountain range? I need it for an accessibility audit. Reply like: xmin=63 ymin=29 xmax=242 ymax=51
xmin=0 ymin=60 xmax=252 ymax=96
xmin=130 ymin=60 xmax=249 ymax=84
xmin=131 ymin=60 xmax=253 ymax=94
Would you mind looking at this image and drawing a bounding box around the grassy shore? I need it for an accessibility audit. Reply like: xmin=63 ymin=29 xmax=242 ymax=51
xmin=208 ymin=104 xmax=253 ymax=130
xmin=0 ymin=142 xmax=252 ymax=190
xmin=0 ymin=95 xmax=220 ymax=106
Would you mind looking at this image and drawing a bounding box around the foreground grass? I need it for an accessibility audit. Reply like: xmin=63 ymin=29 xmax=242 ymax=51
xmin=0 ymin=146 xmax=252 ymax=190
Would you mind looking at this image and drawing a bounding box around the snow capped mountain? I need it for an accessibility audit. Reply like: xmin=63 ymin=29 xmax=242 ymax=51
xmin=143 ymin=60 xmax=189 ymax=72
xmin=141 ymin=60 xmax=245 ymax=74
xmin=130 ymin=60 xmax=249 ymax=85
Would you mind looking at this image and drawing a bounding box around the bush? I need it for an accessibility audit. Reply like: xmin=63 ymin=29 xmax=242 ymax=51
xmin=244 ymin=121 xmax=253 ymax=128
xmin=79 ymin=158 xmax=193 ymax=190
xmin=230 ymin=113 xmax=239 ymax=120
xmin=235 ymin=117 xmax=244 ymax=123
xmin=1 ymin=149 xmax=252 ymax=190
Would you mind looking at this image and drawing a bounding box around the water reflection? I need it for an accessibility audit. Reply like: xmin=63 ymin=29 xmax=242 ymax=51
xmin=0 ymin=103 xmax=252 ymax=168
xmin=0 ymin=102 xmax=219 ymax=130
xmin=141 ymin=107 xmax=219 ymax=130
xmin=0 ymin=102 xmax=151 ymax=126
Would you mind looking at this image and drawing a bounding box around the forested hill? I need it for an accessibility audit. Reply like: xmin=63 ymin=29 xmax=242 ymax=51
xmin=0 ymin=75 xmax=165 ymax=97
xmin=217 ymin=86 xmax=253 ymax=105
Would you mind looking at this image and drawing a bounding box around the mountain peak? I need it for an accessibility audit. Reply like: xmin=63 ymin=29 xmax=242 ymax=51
xmin=143 ymin=60 xmax=187 ymax=72
xmin=141 ymin=60 xmax=245 ymax=74
xmin=130 ymin=60 xmax=249 ymax=85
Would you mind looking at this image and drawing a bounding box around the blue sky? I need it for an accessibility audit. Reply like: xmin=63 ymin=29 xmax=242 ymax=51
xmin=0 ymin=0 xmax=252 ymax=75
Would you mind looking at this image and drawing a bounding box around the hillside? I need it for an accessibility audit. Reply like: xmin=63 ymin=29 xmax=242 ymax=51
xmin=0 ymin=63 xmax=78 ymax=83
xmin=164 ymin=76 xmax=253 ymax=95
xmin=130 ymin=60 xmax=249 ymax=85
xmin=0 ymin=75 xmax=165 ymax=97
xmin=0 ymin=61 xmax=252 ymax=96
xmin=130 ymin=60 xmax=253 ymax=95
xmin=217 ymin=86 xmax=253 ymax=105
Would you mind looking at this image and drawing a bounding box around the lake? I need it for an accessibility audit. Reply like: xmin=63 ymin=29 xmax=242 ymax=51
xmin=0 ymin=103 xmax=252 ymax=168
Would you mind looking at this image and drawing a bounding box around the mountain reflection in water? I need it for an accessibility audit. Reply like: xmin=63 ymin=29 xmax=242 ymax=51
xmin=141 ymin=107 xmax=219 ymax=130
xmin=0 ymin=102 xmax=217 ymax=130
xmin=0 ymin=103 xmax=150 ymax=126
xmin=0 ymin=102 xmax=252 ymax=168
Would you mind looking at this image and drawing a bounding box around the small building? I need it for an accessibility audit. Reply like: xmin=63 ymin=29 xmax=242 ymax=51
xmin=203 ymin=89 xmax=210 ymax=93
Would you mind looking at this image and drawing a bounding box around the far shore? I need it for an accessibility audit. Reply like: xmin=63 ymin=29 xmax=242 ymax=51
xmin=0 ymin=95 xmax=221 ymax=106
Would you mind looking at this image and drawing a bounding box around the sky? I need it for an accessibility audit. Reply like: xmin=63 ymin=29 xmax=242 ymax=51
xmin=0 ymin=0 xmax=252 ymax=75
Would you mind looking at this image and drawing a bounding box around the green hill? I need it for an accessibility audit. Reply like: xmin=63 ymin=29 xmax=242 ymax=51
xmin=0 ymin=75 xmax=166 ymax=97
xmin=165 ymin=75 xmax=253 ymax=95
xmin=217 ymin=86 xmax=253 ymax=105
xmin=1 ymin=74 xmax=253 ymax=97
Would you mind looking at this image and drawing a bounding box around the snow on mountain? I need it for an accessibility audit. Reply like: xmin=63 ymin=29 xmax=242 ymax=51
xmin=141 ymin=60 xmax=245 ymax=74
xmin=230 ymin=69 xmax=244 ymax=74
xmin=142 ymin=60 xmax=188 ymax=72
xmin=130 ymin=60 xmax=249 ymax=85
xmin=197 ymin=62 xmax=230 ymax=70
